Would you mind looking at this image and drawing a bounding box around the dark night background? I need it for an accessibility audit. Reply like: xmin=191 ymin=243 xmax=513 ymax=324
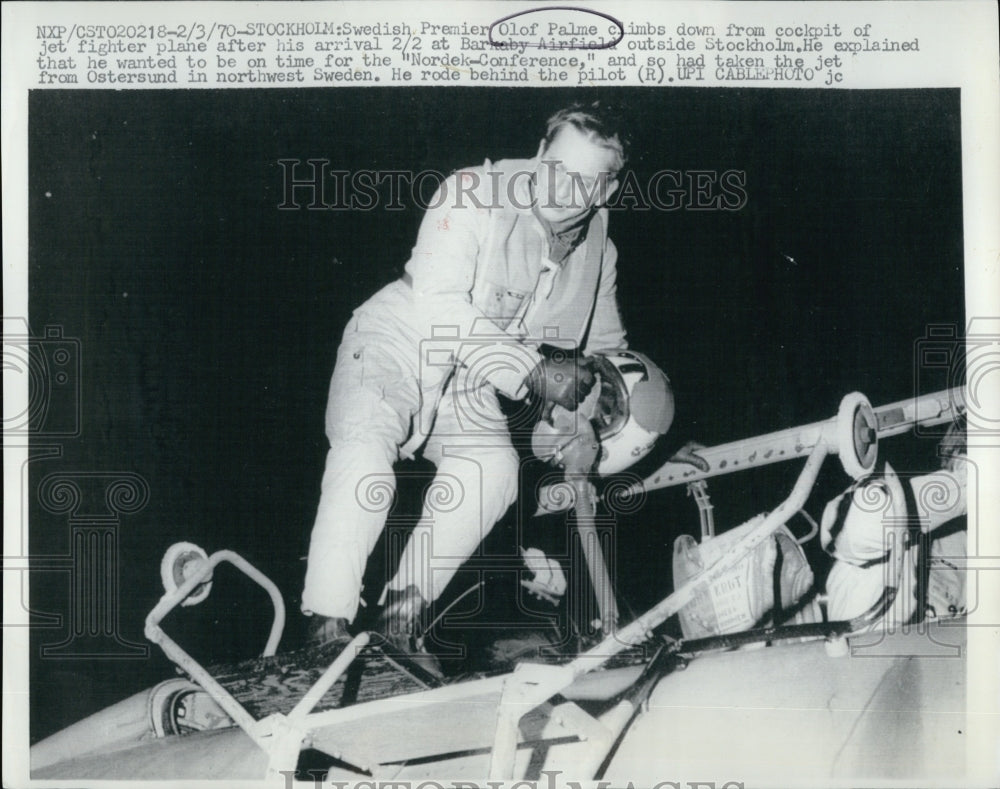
xmin=27 ymin=87 xmax=963 ymax=743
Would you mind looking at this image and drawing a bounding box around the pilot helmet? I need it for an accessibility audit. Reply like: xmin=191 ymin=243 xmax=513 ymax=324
xmin=586 ymin=350 xmax=675 ymax=475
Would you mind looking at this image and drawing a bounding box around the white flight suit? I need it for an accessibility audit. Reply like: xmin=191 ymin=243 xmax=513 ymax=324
xmin=301 ymin=158 xmax=627 ymax=620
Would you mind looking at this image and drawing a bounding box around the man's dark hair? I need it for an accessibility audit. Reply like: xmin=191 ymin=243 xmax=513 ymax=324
xmin=543 ymin=101 xmax=629 ymax=170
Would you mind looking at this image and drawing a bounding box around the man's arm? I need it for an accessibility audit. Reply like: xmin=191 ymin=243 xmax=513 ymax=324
xmin=583 ymin=235 xmax=628 ymax=355
xmin=406 ymin=168 xmax=542 ymax=398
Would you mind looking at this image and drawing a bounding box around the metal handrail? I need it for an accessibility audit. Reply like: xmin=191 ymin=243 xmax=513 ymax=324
xmin=146 ymin=549 xmax=286 ymax=656
xmin=144 ymin=550 xmax=289 ymax=749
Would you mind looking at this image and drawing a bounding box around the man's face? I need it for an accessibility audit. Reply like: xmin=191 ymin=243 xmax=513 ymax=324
xmin=533 ymin=125 xmax=621 ymax=224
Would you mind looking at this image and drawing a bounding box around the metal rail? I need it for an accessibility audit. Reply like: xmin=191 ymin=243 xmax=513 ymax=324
xmin=146 ymin=549 xmax=286 ymax=656
xmin=535 ymin=387 xmax=965 ymax=514
xmin=144 ymin=550 xmax=289 ymax=751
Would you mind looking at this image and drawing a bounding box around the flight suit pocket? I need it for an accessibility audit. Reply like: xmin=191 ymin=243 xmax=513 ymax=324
xmin=484 ymin=282 xmax=529 ymax=328
xmin=327 ymin=325 xmax=420 ymax=444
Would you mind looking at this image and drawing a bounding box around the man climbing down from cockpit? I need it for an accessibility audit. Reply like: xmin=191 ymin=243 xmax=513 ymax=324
xmin=301 ymin=103 xmax=638 ymax=670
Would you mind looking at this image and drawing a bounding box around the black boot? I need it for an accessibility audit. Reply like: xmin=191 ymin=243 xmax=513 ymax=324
xmin=374 ymin=585 xmax=444 ymax=682
xmin=306 ymin=614 xmax=352 ymax=649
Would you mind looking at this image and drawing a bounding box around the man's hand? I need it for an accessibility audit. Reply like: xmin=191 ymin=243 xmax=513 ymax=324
xmin=670 ymin=441 xmax=710 ymax=472
xmin=527 ymin=355 xmax=595 ymax=412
